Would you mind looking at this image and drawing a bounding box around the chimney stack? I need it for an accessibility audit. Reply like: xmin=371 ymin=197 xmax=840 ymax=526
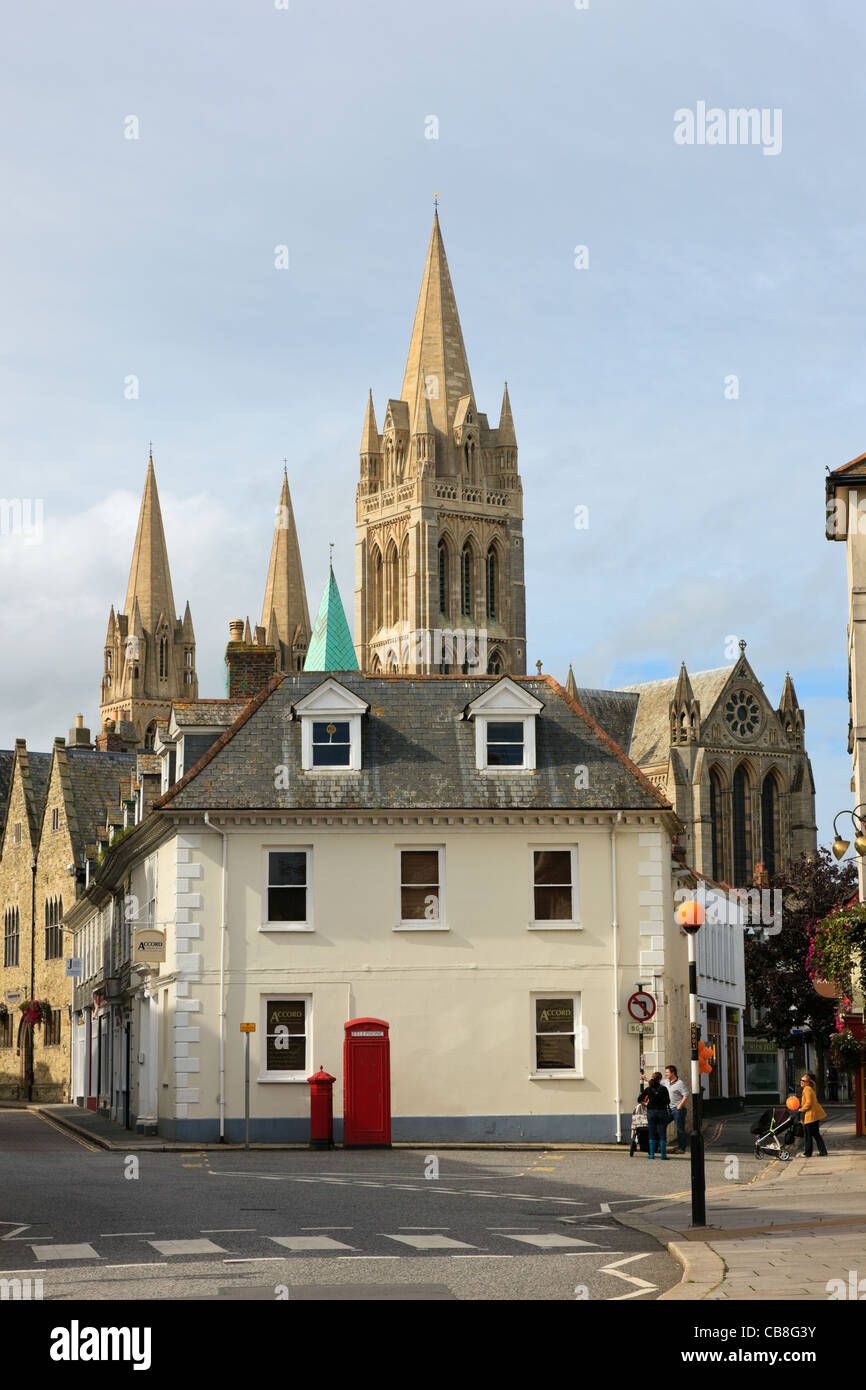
xmin=225 ymin=619 xmax=278 ymax=700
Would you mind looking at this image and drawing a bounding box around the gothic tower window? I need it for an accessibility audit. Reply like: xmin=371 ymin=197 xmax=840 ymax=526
xmin=487 ymin=650 xmax=503 ymax=675
xmin=761 ymin=771 xmax=781 ymax=878
xmin=159 ymin=635 xmax=168 ymax=681
xmin=732 ymin=763 xmax=753 ymax=887
xmin=106 ymin=651 xmax=111 ymax=671
xmin=486 ymin=545 xmax=497 ymax=621
xmin=399 ymin=535 xmax=409 ymax=625
xmin=709 ymin=766 xmax=726 ymax=883
xmin=461 ymin=543 xmax=473 ymax=619
xmin=144 ymin=721 xmax=158 ymax=751
xmin=438 ymin=539 xmax=450 ymax=618
xmin=371 ymin=546 xmax=383 ymax=632
xmin=386 ymin=541 xmax=399 ymax=627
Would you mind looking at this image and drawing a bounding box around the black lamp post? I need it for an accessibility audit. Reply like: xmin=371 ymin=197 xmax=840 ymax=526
xmin=679 ymin=900 xmax=706 ymax=1227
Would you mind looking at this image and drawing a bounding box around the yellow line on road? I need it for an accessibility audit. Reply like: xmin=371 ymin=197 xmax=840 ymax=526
xmin=32 ymin=1111 xmax=100 ymax=1152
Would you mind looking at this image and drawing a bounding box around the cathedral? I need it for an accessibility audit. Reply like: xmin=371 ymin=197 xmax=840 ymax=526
xmin=95 ymin=211 xmax=818 ymax=890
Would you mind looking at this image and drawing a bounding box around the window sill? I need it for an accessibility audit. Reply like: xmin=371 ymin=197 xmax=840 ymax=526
xmin=477 ymin=766 xmax=535 ymax=775
xmin=529 ymin=1071 xmax=583 ymax=1081
xmin=300 ymin=767 xmax=360 ymax=775
xmin=259 ymin=924 xmax=315 ymax=933
xmin=393 ymin=923 xmax=450 ymax=932
xmin=528 ymin=921 xmax=582 ymax=931
xmin=257 ymin=1075 xmax=309 ymax=1083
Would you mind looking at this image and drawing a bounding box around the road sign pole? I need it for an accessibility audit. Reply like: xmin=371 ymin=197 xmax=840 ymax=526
xmin=244 ymin=1032 xmax=250 ymax=1151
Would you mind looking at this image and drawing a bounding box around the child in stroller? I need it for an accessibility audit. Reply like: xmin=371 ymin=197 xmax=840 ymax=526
xmin=751 ymin=1105 xmax=799 ymax=1161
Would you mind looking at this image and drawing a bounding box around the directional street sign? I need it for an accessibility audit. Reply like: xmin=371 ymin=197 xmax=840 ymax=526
xmin=627 ymin=990 xmax=656 ymax=1022
xmin=627 ymin=1022 xmax=654 ymax=1035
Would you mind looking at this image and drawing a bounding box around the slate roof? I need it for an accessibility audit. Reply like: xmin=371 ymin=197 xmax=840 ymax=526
xmin=171 ymin=700 xmax=249 ymax=729
xmin=156 ymin=673 xmax=671 ymax=814
xmin=65 ymin=750 xmax=137 ymax=860
xmin=617 ymin=667 xmax=734 ymax=766
xmin=575 ymin=689 xmax=638 ymax=757
xmin=0 ymin=751 xmax=14 ymax=830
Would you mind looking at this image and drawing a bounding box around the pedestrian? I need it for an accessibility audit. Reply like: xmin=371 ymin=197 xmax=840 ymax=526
xmin=799 ymin=1071 xmax=828 ymax=1157
xmin=639 ymin=1070 xmax=670 ymax=1159
xmin=665 ymin=1064 xmax=689 ymax=1154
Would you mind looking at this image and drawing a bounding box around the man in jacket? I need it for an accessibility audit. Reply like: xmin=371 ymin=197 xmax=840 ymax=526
xmin=800 ymin=1072 xmax=828 ymax=1157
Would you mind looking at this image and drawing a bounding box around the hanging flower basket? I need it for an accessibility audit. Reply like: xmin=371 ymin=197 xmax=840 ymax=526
xmin=807 ymin=899 xmax=866 ymax=1019
xmin=18 ymin=999 xmax=50 ymax=1027
xmin=830 ymin=1027 xmax=865 ymax=1073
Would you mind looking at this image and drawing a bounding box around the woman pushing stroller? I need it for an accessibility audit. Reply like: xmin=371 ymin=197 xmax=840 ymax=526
xmin=639 ymin=1071 xmax=671 ymax=1159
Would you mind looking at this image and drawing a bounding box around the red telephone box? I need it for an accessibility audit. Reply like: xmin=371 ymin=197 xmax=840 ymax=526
xmin=343 ymin=1018 xmax=391 ymax=1147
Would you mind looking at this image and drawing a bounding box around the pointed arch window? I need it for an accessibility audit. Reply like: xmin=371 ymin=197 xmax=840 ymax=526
xmin=486 ymin=546 xmax=497 ymax=621
xmin=106 ymin=651 xmax=112 ymax=671
xmin=487 ymin=650 xmax=503 ymax=676
xmin=438 ymin=539 xmax=450 ymax=619
xmin=761 ymin=772 xmax=781 ymax=878
xmin=144 ymin=721 xmax=158 ymax=752
xmin=732 ymin=764 xmax=752 ymax=887
xmin=385 ymin=542 xmax=399 ymax=628
xmin=159 ymin=636 xmax=168 ymax=681
xmin=461 ymin=544 xmax=473 ymax=619
xmin=399 ymin=535 xmax=409 ymax=626
xmin=371 ymin=547 xmax=383 ymax=632
xmin=4 ymin=907 xmax=19 ymax=968
xmin=709 ymin=767 xmax=726 ymax=883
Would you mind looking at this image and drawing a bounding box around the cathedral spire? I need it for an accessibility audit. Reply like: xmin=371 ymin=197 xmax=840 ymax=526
xmin=565 ymin=663 xmax=577 ymax=699
xmin=260 ymin=471 xmax=311 ymax=674
xmin=361 ymin=389 xmax=380 ymax=455
xmin=304 ymin=561 xmax=359 ymax=672
xmin=401 ymin=211 xmax=474 ymax=437
xmin=672 ymin=661 xmax=695 ymax=706
xmin=123 ymin=455 xmax=177 ymax=634
xmin=670 ymin=661 xmax=700 ymax=745
xmin=498 ymin=382 xmax=516 ymax=447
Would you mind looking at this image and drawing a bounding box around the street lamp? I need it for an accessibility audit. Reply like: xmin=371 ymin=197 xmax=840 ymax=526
xmin=831 ymin=805 xmax=866 ymax=860
xmin=676 ymin=898 xmax=707 ymax=1227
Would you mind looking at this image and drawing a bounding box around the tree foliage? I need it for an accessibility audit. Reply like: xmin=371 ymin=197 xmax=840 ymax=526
xmin=744 ymin=848 xmax=857 ymax=1065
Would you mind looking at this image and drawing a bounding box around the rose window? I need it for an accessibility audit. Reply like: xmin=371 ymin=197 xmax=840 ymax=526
xmin=724 ymin=690 xmax=760 ymax=739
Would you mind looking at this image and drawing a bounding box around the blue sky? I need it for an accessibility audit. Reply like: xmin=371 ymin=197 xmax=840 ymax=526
xmin=0 ymin=0 xmax=862 ymax=848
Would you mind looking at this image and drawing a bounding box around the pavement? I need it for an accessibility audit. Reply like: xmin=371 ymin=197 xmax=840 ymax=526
xmin=613 ymin=1109 xmax=866 ymax=1300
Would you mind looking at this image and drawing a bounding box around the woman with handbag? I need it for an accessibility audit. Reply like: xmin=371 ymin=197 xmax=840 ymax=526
xmin=639 ymin=1071 xmax=670 ymax=1159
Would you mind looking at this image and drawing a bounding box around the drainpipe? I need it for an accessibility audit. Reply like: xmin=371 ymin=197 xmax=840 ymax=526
xmin=28 ymin=852 xmax=36 ymax=1101
xmin=204 ymin=813 xmax=228 ymax=1141
xmin=611 ymin=813 xmax=623 ymax=1143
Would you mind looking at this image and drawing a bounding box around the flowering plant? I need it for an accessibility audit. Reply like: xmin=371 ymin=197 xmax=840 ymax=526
xmin=807 ymin=897 xmax=866 ymax=1027
xmin=830 ymin=1028 xmax=864 ymax=1072
xmin=18 ymin=999 xmax=50 ymax=1027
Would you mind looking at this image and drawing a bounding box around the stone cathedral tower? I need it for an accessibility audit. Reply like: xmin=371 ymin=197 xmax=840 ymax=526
xmin=354 ymin=212 xmax=526 ymax=674
xmin=100 ymin=454 xmax=198 ymax=745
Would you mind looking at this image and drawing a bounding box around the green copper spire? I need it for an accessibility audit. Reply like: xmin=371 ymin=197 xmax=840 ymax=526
xmin=303 ymin=562 xmax=359 ymax=672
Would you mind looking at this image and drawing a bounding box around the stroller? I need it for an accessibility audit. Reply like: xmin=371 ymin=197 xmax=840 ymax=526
xmin=751 ymin=1106 xmax=799 ymax=1161
xmin=629 ymin=1098 xmax=649 ymax=1156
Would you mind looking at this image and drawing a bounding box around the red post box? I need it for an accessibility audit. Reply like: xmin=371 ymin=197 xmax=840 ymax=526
xmin=343 ymin=1018 xmax=391 ymax=1147
xmin=307 ymin=1066 xmax=336 ymax=1149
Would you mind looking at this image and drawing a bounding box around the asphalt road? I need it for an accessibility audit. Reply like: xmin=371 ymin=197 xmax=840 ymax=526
xmin=0 ymin=1106 xmax=815 ymax=1301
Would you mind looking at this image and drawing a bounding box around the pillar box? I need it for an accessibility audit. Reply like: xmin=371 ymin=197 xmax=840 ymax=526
xmin=307 ymin=1066 xmax=336 ymax=1149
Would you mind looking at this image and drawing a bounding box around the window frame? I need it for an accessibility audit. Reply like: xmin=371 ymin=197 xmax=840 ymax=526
xmin=261 ymin=847 xmax=314 ymax=932
xmin=258 ymin=993 xmax=312 ymax=1083
xmin=394 ymin=845 xmax=447 ymax=932
xmin=530 ymin=991 xmax=583 ymax=1080
xmin=528 ymin=845 xmax=580 ymax=930
xmin=475 ymin=714 xmax=536 ymax=773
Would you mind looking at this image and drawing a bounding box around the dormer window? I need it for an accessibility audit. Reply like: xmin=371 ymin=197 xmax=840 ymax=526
xmin=464 ymin=677 xmax=544 ymax=773
xmin=294 ymin=679 xmax=369 ymax=774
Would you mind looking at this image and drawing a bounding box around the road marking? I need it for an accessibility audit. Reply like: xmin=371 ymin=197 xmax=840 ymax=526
xmin=224 ymin=1257 xmax=286 ymax=1264
xmin=599 ymin=1252 xmax=657 ymax=1299
xmin=501 ymin=1234 xmax=599 ymax=1249
xmin=101 ymin=1232 xmax=157 ymax=1238
xmin=32 ymin=1244 xmax=100 ymax=1261
xmin=105 ymin=1262 xmax=169 ymax=1269
xmin=452 ymin=1254 xmax=513 ymax=1259
xmin=201 ymin=1228 xmax=256 ymax=1234
xmin=337 ymin=1255 xmax=400 ymax=1260
xmin=148 ymin=1239 xmax=228 ymax=1256
xmin=301 ymin=1227 xmax=354 ymax=1231
xmin=0 ymin=1224 xmax=37 ymax=1242
xmin=398 ymin=1227 xmax=451 ymax=1231
xmin=32 ymin=1111 xmax=100 ymax=1152
xmin=383 ymin=1234 xmax=476 ymax=1251
xmin=270 ymin=1236 xmax=356 ymax=1252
